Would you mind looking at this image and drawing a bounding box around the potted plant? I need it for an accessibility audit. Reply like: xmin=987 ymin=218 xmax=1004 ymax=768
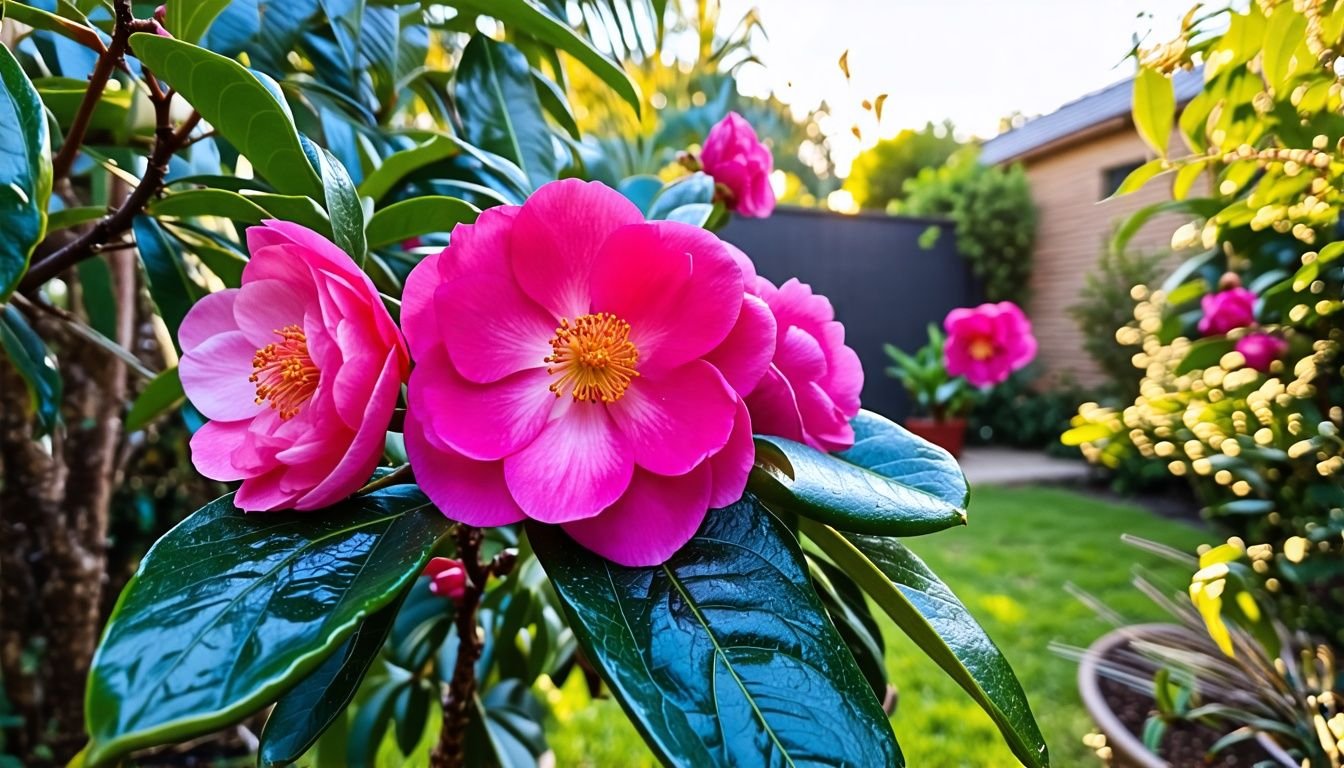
xmin=886 ymin=301 xmax=1038 ymax=457
xmin=884 ymin=325 xmax=975 ymax=456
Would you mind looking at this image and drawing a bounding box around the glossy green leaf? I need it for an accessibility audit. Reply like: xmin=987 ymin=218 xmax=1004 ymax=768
xmin=532 ymin=68 xmax=581 ymax=140
xmin=466 ymin=680 xmax=550 ymax=768
xmin=37 ymin=82 xmax=133 ymax=136
xmin=664 ymin=203 xmax=713 ymax=227
xmin=530 ymin=494 xmax=903 ymax=767
xmin=1 ymin=0 xmax=104 ymax=52
xmin=132 ymin=216 xmax=203 ymax=344
xmin=751 ymin=411 xmax=967 ymax=536
xmin=1133 ymin=66 xmax=1175 ymax=157
xmin=258 ymin=594 xmax=408 ymax=768
xmin=47 ymin=205 xmax=105 ymax=232
xmin=124 ymin=366 xmax=184 ymax=431
xmin=452 ymin=0 xmax=641 ymax=116
xmin=84 ymin=484 xmax=450 ymax=767
xmin=1262 ymin=7 xmax=1308 ymax=89
xmin=149 ymin=189 xmax=331 ymax=236
xmin=0 ymin=305 xmax=61 ymax=436
xmin=647 ymin=172 xmax=715 ymax=219
xmin=809 ymin=557 xmax=888 ymax=703
xmin=0 ymin=41 xmax=51 ymax=301
xmin=456 ymin=35 xmax=557 ymax=191
xmin=129 ymin=33 xmax=322 ymax=197
xmin=166 ymin=0 xmax=232 ymax=44
xmin=308 ymin=140 xmax=366 ymax=264
xmin=1176 ymin=336 xmax=1236 ymax=374
xmin=76 ymin=257 xmax=116 ymax=338
xmin=802 ymin=521 xmax=1048 ymax=768
xmin=357 ymin=136 xmax=452 ymax=204
xmin=366 ymin=196 xmax=479 ymax=249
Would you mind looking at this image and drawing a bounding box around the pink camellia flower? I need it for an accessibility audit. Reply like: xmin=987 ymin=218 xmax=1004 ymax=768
xmin=424 ymin=557 xmax=468 ymax=602
xmin=1236 ymin=332 xmax=1287 ymax=372
xmin=178 ymin=221 xmax=409 ymax=511
xmin=1199 ymin=287 xmax=1257 ymax=336
xmin=700 ymin=112 xmax=776 ymax=218
xmin=723 ymin=246 xmax=863 ymax=452
xmin=401 ymin=179 xmax=774 ymax=567
xmin=943 ymin=301 xmax=1037 ymax=389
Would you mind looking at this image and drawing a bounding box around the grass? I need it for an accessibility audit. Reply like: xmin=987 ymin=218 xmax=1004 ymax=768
xmin=544 ymin=485 xmax=1212 ymax=767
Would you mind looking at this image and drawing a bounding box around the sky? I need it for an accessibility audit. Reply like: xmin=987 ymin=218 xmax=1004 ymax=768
xmin=717 ymin=0 xmax=1202 ymax=177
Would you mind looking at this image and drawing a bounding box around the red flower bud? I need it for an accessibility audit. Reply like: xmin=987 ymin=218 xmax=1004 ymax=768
xmin=424 ymin=557 xmax=467 ymax=602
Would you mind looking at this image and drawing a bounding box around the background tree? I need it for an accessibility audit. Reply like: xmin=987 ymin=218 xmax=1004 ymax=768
xmin=843 ymin=120 xmax=960 ymax=211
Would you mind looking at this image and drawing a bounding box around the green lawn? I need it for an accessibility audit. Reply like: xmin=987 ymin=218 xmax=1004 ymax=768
xmin=545 ymin=485 xmax=1212 ymax=767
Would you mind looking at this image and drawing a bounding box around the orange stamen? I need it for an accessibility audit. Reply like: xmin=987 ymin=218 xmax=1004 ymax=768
xmin=250 ymin=324 xmax=319 ymax=419
xmin=969 ymin=337 xmax=996 ymax=361
xmin=544 ymin=312 xmax=640 ymax=403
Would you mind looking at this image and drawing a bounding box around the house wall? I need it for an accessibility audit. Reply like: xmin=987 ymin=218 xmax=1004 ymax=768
xmin=1019 ymin=126 xmax=1203 ymax=389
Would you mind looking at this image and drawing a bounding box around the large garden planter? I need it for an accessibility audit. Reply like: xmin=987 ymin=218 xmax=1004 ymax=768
xmin=903 ymin=417 xmax=967 ymax=457
xmin=1078 ymin=624 xmax=1296 ymax=767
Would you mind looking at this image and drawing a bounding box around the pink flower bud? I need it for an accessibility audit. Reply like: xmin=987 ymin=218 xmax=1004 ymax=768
xmin=424 ymin=557 xmax=468 ymax=602
xmin=1199 ymin=287 xmax=1256 ymax=336
xmin=1235 ymin=332 xmax=1287 ymax=372
xmin=700 ymin=112 xmax=776 ymax=218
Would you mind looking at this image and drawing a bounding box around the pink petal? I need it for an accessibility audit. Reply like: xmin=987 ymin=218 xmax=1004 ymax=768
xmin=405 ymin=410 xmax=526 ymax=527
xmin=607 ymin=360 xmax=736 ymax=476
xmin=705 ymin=293 xmax=776 ymax=397
xmin=589 ymin=221 xmax=743 ymax=374
xmin=234 ymin=279 xmax=308 ymax=348
xmin=408 ymin=348 xmax=555 ymax=461
xmin=294 ymin=348 xmax=403 ymax=510
xmin=774 ymin=325 xmax=827 ymax=381
xmin=233 ymin=468 xmax=299 ymax=512
xmin=510 ymin=179 xmax=642 ymax=319
xmin=794 ymin=381 xmax=854 ymax=452
xmin=247 ymin=220 xmax=365 ymax=286
xmin=438 ymin=206 xmax=520 ymax=283
xmin=819 ymin=323 xmax=864 ymax=416
xmin=189 ymin=420 xmax=251 ymax=480
xmin=503 ymin=403 xmax=633 ymax=524
xmin=435 ymin=273 xmax=556 ymax=384
xmin=561 ymin=465 xmax=711 ymax=567
xmin=709 ymin=398 xmax=754 ymax=509
xmin=402 ymin=252 xmax=449 ymax=358
xmin=744 ymin=365 xmax=804 ymax=443
xmin=180 ymin=330 xmax=264 ymax=422
xmin=179 ymin=290 xmax=240 ymax=354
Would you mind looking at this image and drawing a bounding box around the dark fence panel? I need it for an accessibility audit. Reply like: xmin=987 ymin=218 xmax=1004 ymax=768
xmin=721 ymin=207 xmax=980 ymax=422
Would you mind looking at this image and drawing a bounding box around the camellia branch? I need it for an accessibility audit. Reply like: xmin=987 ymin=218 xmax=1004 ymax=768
xmin=430 ymin=527 xmax=517 ymax=768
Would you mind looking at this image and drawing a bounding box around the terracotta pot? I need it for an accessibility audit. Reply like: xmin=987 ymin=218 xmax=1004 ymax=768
xmin=1078 ymin=624 xmax=1297 ymax=768
xmin=903 ymin=416 xmax=967 ymax=457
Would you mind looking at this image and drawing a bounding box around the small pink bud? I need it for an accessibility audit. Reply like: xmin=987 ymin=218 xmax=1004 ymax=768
xmin=424 ymin=557 xmax=467 ymax=602
xmin=1236 ymin=332 xmax=1287 ymax=372
xmin=154 ymin=5 xmax=167 ymax=24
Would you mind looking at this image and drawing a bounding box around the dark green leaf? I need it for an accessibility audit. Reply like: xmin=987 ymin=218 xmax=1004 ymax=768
xmin=452 ymin=0 xmax=641 ymax=116
xmin=468 ymin=680 xmax=549 ymax=768
xmin=47 ymin=205 xmax=105 ymax=232
xmin=358 ymin=134 xmax=528 ymax=205
xmin=307 ymin=139 xmax=366 ymax=264
xmin=124 ymin=366 xmax=184 ymax=432
xmin=132 ymin=216 xmax=203 ymax=344
xmin=530 ymin=494 xmax=903 ymax=767
xmin=257 ymin=590 xmax=407 ymax=768
xmin=393 ymin=680 xmax=432 ymax=757
xmin=1176 ymin=336 xmax=1236 ymax=374
xmin=809 ymin=557 xmax=889 ymax=704
xmin=840 ymin=410 xmax=970 ymax=507
xmin=0 ymin=41 xmax=51 ymax=301
xmin=751 ymin=425 xmax=967 ymax=536
xmin=0 ymin=305 xmax=61 ymax=436
xmin=802 ymin=521 xmax=1048 ymax=768
xmin=83 ymin=485 xmax=451 ymax=767
xmin=366 ymin=196 xmax=479 ymax=249
xmin=129 ymin=33 xmax=323 ymax=197
xmin=150 ymin=189 xmax=332 ymax=237
xmin=2 ymin=1 xmax=105 ymax=52
xmin=165 ymin=0 xmax=232 ymax=44
xmin=532 ymin=69 xmax=581 ymax=140
xmin=456 ymin=35 xmax=557 ymax=191
xmin=76 ymin=257 xmax=117 ymax=338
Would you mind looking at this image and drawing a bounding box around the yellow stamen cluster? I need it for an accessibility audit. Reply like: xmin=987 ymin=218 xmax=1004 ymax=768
xmin=545 ymin=313 xmax=640 ymax=403
xmin=250 ymin=325 xmax=319 ymax=419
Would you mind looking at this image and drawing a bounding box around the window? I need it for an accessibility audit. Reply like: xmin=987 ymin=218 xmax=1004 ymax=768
xmin=1101 ymin=160 xmax=1146 ymax=199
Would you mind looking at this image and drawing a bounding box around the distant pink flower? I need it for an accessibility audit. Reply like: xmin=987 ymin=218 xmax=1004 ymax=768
xmin=701 ymin=112 xmax=776 ymax=218
xmin=1199 ymin=287 xmax=1256 ymax=336
xmin=401 ymin=180 xmax=771 ymax=567
xmin=724 ymin=246 xmax=862 ymax=452
xmin=1236 ymin=332 xmax=1287 ymax=372
xmin=943 ymin=302 xmax=1037 ymax=388
xmin=179 ymin=221 xmax=409 ymax=511
xmin=424 ymin=557 xmax=467 ymax=602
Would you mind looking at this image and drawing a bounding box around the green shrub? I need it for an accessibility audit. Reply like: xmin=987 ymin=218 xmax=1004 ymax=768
xmin=1067 ymin=243 xmax=1166 ymax=403
xmin=900 ymin=148 xmax=1037 ymax=304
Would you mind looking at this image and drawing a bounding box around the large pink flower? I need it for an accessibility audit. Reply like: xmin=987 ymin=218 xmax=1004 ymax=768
xmin=1199 ymin=287 xmax=1257 ymax=336
xmin=402 ymin=180 xmax=773 ymax=567
xmin=1236 ymin=332 xmax=1287 ymax=372
xmin=178 ymin=221 xmax=409 ymax=511
xmin=726 ymin=246 xmax=863 ymax=452
xmin=700 ymin=112 xmax=776 ymax=218
xmin=943 ymin=301 xmax=1037 ymax=388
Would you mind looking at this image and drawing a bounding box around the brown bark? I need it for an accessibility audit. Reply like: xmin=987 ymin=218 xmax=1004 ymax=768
xmin=0 ymin=254 xmax=132 ymax=764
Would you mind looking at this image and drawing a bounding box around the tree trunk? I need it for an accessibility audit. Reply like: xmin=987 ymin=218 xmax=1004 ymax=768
xmin=0 ymin=252 xmax=134 ymax=764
